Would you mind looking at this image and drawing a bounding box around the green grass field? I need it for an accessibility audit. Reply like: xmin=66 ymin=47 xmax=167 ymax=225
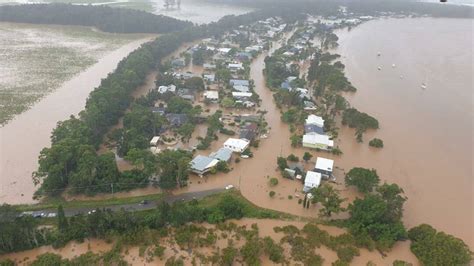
xmin=0 ymin=22 xmax=147 ymax=125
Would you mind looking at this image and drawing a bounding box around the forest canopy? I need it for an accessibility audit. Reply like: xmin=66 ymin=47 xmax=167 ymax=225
xmin=0 ymin=4 xmax=192 ymax=33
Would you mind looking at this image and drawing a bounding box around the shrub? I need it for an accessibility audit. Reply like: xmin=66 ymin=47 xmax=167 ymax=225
xmin=269 ymin=191 xmax=276 ymax=197
xmin=269 ymin=177 xmax=279 ymax=187
xmin=288 ymin=195 xmax=293 ymax=200
xmin=287 ymin=154 xmax=299 ymax=162
xmin=369 ymin=138 xmax=384 ymax=148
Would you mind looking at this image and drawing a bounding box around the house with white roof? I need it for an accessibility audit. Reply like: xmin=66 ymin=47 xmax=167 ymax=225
xmin=190 ymin=155 xmax=219 ymax=176
xmin=314 ymin=157 xmax=334 ymax=179
xmin=233 ymin=85 xmax=250 ymax=92
xmin=232 ymin=92 xmax=253 ymax=99
xmin=303 ymin=171 xmax=322 ymax=192
xmin=218 ymin=47 xmax=232 ymax=54
xmin=229 ymin=79 xmax=250 ymax=87
xmin=302 ymin=134 xmax=334 ymax=150
xmin=204 ymin=91 xmax=219 ymax=102
xmin=223 ymin=138 xmax=250 ymax=153
xmin=228 ymin=63 xmax=244 ymax=72
xmin=149 ymin=136 xmax=160 ymax=147
xmin=157 ymin=84 xmax=176 ymax=94
xmin=305 ymin=114 xmax=325 ymax=128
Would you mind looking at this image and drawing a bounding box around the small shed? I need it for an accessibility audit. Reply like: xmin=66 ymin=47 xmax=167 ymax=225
xmin=150 ymin=136 xmax=161 ymax=147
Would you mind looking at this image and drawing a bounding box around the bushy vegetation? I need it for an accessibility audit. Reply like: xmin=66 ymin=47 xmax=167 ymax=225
xmin=347 ymin=183 xmax=408 ymax=251
xmin=345 ymin=167 xmax=380 ymax=193
xmin=342 ymin=108 xmax=379 ymax=142
xmin=0 ymin=4 xmax=191 ymax=34
xmin=369 ymin=138 xmax=384 ymax=148
xmin=408 ymin=224 xmax=472 ymax=265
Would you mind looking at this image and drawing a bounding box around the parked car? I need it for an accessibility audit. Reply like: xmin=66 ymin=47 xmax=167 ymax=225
xmin=140 ymin=200 xmax=149 ymax=205
xmin=87 ymin=209 xmax=97 ymax=215
xmin=240 ymin=155 xmax=250 ymax=159
xmin=47 ymin=213 xmax=57 ymax=218
xmin=225 ymin=185 xmax=234 ymax=190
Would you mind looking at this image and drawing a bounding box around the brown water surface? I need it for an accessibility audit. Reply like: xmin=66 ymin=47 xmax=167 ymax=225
xmin=335 ymin=18 xmax=473 ymax=248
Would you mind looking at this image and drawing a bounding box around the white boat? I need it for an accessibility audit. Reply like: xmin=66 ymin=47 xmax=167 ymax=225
xmin=421 ymin=83 xmax=427 ymax=89
xmin=377 ymin=66 xmax=382 ymax=70
xmin=377 ymin=52 xmax=381 ymax=56
xmin=392 ymin=64 xmax=396 ymax=68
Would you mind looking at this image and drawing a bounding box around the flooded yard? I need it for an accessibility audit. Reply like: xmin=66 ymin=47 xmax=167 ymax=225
xmin=0 ymin=22 xmax=148 ymax=125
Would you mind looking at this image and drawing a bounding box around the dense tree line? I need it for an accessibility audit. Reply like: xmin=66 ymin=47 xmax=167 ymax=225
xmin=0 ymin=193 xmax=261 ymax=254
xmin=0 ymin=4 xmax=192 ymax=34
xmin=209 ymin=0 xmax=473 ymax=18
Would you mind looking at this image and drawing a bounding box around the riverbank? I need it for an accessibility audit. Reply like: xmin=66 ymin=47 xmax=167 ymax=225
xmin=0 ymin=36 xmax=154 ymax=205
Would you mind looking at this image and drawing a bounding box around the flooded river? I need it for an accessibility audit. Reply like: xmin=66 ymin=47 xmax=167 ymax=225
xmin=335 ymin=18 xmax=473 ymax=248
xmin=0 ymin=38 xmax=152 ymax=204
xmin=151 ymin=0 xmax=253 ymax=24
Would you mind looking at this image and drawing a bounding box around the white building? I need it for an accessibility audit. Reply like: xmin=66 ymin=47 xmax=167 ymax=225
xmin=204 ymin=91 xmax=219 ymax=102
xmin=314 ymin=157 xmax=334 ymax=179
xmin=157 ymin=84 xmax=176 ymax=94
xmin=232 ymin=92 xmax=253 ymax=99
xmin=303 ymin=171 xmax=322 ymax=192
xmin=305 ymin=114 xmax=324 ymax=128
xmin=150 ymin=136 xmax=160 ymax=146
xmin=302 ymin=134 xmax=334 ymax=150
xmin=223 ymin=138 xmax=250 ymax=153
xmin=228 ymin=63 xmax=244 ymax=72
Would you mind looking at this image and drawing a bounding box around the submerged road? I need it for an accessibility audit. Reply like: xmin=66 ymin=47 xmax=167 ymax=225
xmin=27 ymin=188 xmax=225 ymax=218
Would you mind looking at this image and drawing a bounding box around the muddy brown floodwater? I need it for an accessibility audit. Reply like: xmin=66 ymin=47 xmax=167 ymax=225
xmin=0 ymin=218 xmax=418 ymax=265
xmin=0 ymin=37 xmax=153 ymax=205
xmin=334 ymin=18 xmax=473 ymax=248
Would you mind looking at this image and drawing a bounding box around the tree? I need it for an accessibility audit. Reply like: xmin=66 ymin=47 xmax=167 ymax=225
xmin=310 ymin=184 xmax=344 ymax=217
xmin=287 ymin=154 xmax=299 ymax=162
xmin=376 ymin=183 xmax=407 ymax=221
xmin=30 ymin=253 xmax=63 ymax=266
xmin=290 ymin=134 xmax=302 ymax=147
xmin=269 ymin=177 xmax=279 ymax=186
xmin=347 ymin=194 xmax=407 ymax=251
xmin=369 ymin=138 xmax=384 ymax=148
xmin=269 ymin=191 xmax=276 ymax=197
xmin=263 ymin=236 xmax=284 ymax=263
xmin=221 ymin=245 xmax=237 ymax=266
xmin=303 ymin=152 xmax=312 ymax=163
xmin=240 ymin=240 xmax=261 ymax=265
xmin=408 ymin=224 xmax=472 ymax=266
xmin=184 ymin=77 xmax=205 ymax=91
xmin=57 ymin=205 xmax=68 ymax=232
xmin=345 ymin=168 xmax=380 ymax=193
xmin=192 ymin=49 xmax=205 ymax=66
xmin=276 ymin=157 xmax=288 ymax=171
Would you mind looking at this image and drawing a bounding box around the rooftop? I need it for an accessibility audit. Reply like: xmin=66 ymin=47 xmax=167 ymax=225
xmin=315 ymin=157 xmax=334 ymax=172
xmin=190 ymin=155 xmax=219 ymax=172
xmin=210 ymin=147 xmax=233 ymax=162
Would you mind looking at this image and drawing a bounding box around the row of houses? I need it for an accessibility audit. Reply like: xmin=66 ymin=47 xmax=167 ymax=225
xmin=189 ymin=137 xmax=250 ymax=176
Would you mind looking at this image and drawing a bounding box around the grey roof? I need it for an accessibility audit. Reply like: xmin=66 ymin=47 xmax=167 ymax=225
xmin=210 ymin=147 xmax=233 ymax=162
xmin=190 ymin=155 xmax=216 ymax=171
xmin=166 ymin=114 xmax=188 ymax=127
xmin=304 ymin=124 xmax=325 ymax=135
xmin=229 ymin=79 xmax=250 ymax=86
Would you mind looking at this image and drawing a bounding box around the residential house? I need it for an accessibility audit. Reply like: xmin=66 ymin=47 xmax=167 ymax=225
xmin=232 ymin=92 xmax=253 ymax=100
xmin=239 ymin=122 xmax=258 ymax=141
xmin=218 ymin=47 xmax=232 ymax=54
xmin=209 ymin=147 xmax=233 ymax=162
xmin=203 ymin=74 xmax=216 ymax=83
xmin=178 ymin=88 xmax=195 ymax=102
xmin=303 ymin=101 xmax=317 ymax=111
xmin=305 ymin=114 xmax=325 ymax=128
xmin=166 ymin=114 xmax=188 ymax=128
xmin=157 ymin=84 xmax=176 ymax=94
xmin=150 ymin=107 xmax=166 ymax=115
xmin=314 ymin=157 xmax=334 ymax=179
xmin=302 ymin=134 xmax=334 ymax=150
xmin=171 ymin=58 xmax=186 ymax=68
xmin=223 ymin=138 xmax=250 ymax=153
xmin=149 ymin=136 xmax=160 ymax=147
xmin=233 ymin=84 xmax=250 ymax=92
xmin=203 ymin=63 xmax=216 ymax=70
xmin=303 ymin=171 xmax=322 ymax=192
xmin=235 ymin=52 xmax=252 ymax=61
xmin=305 ymin=124 xmax=325 ymax=135
xmin=229 ymin=79 xmax=250 ymax=87
xmin=190 ymin=155 xmax=219 ymax=175
xmin=228 ymin=63 xmax=244 ymax=72
xmin=204 ymin=90 xmax=219 ymax=103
